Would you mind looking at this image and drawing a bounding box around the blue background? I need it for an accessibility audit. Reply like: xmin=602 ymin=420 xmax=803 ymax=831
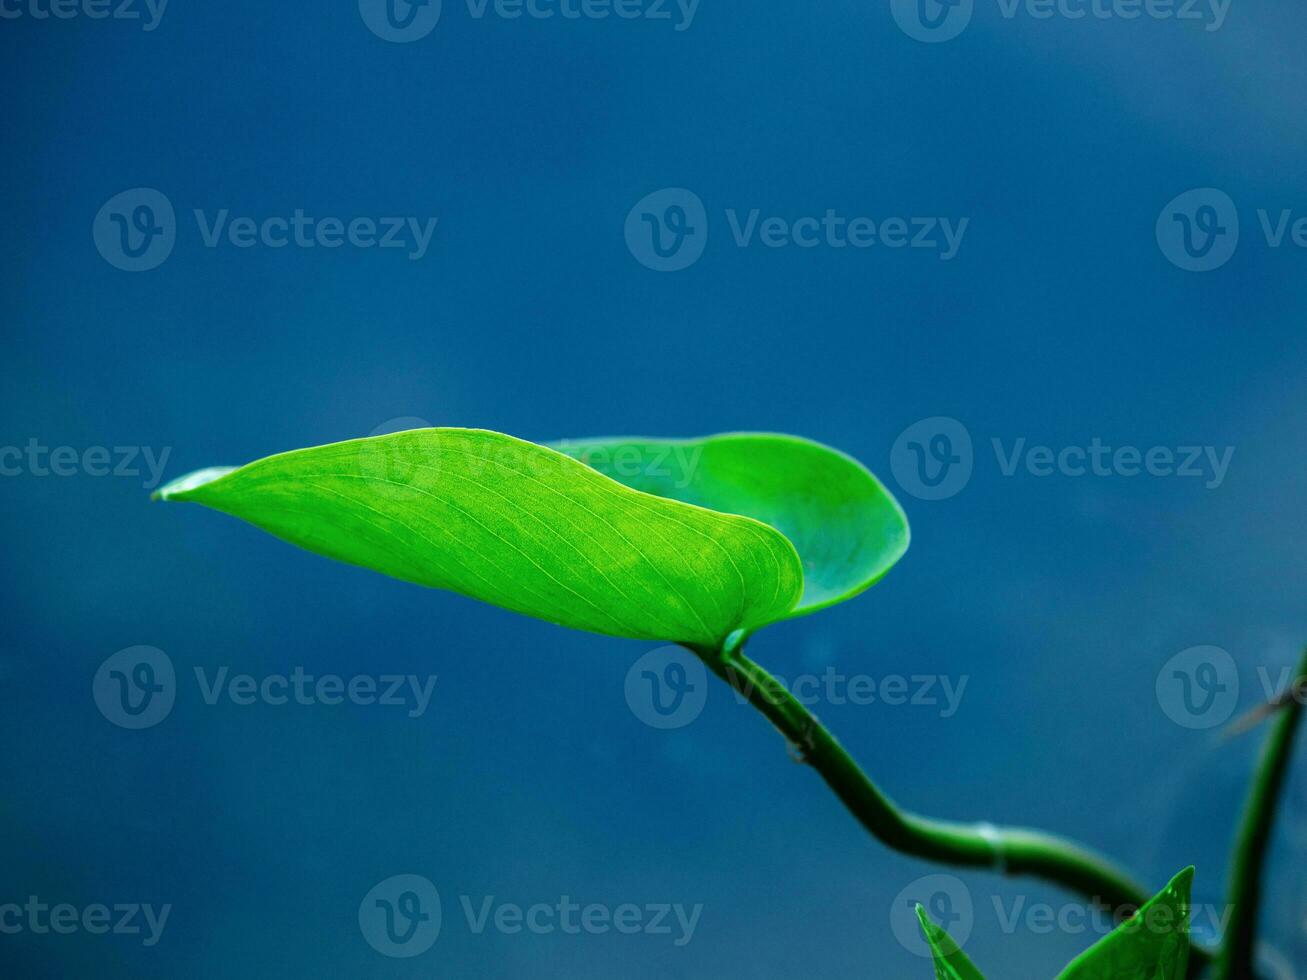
xmin=4 ymin=0 xmax=1307 ymax=976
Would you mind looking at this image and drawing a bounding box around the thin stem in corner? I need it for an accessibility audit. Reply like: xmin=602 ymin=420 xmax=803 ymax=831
xmin=1216 ymin=647 xmax=1307 ymax=980
xmin=689 ymin=635 xmax=1213 ymax=971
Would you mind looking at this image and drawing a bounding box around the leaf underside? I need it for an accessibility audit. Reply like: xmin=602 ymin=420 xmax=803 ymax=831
xmin=552 ymin=433 xmax=909 ymax=619
xmin=154 ymin=428 xmax=804 ymax=646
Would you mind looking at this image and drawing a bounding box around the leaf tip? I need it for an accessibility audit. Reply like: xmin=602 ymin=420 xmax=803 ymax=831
xmin=1169 ymin=865 xmax=1196 ymax=895
xmin=152 ymin=466 xmax=237 ymax=502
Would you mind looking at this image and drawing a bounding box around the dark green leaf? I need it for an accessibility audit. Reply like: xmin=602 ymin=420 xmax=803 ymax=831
xmin=916 ymin=904 xmax=987 ymax=980
xmin=1056 ymin=867 xmax=1194 ymax=980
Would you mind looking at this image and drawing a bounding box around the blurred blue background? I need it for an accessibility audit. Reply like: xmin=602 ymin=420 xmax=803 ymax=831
xmin=4 ymin=1 xmax=1307 ymax=976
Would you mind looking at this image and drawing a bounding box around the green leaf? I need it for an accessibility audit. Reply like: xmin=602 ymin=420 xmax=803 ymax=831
xmin=1056 ymin=867 xmax=1194 ymax=980
xmin=916 ymin=904 xmax=987 ymax=980
xmin=551 ymin=433 xmax=909 ymax=619
xmin=153 ymin=428 xmax=803 ymax=646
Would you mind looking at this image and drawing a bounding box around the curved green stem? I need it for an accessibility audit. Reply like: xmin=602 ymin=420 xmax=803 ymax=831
xmin=1215 ymin=648 xmax=1307 ymax=980
xmin=690 ymin=636 xmax=1213 ymax=971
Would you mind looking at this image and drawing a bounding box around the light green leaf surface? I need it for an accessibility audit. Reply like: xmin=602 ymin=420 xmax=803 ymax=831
xmin=1056 ymin=867 xmax=1193 ymax=980
xmin=916 ymin=904 xmax=987 ymax=980
xmin=153 ymin=428 xmax=803 ymax=646
xmin=551 ymin=433 xmax=909 ymax=619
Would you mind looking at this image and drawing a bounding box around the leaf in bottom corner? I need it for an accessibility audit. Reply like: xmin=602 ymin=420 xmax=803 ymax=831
xmin=1055 ymin=867 xmax=1193 ymax=980
xmin=916 ymin=904 xmax=987 ymax=980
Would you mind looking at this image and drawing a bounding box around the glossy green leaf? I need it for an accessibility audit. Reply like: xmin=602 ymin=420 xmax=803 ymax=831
xmin=153 ymin=428 xmax=803 ymax=647
xmin=914 ymin=869 xmax=1194 ymax=980
xmin=550 ymin=433 xmax=909 ymax=619
xmin=916 ymin=904 xmax=987 ymax=980
xmin=1056 ymin=867 xmax=1193 ymax=980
